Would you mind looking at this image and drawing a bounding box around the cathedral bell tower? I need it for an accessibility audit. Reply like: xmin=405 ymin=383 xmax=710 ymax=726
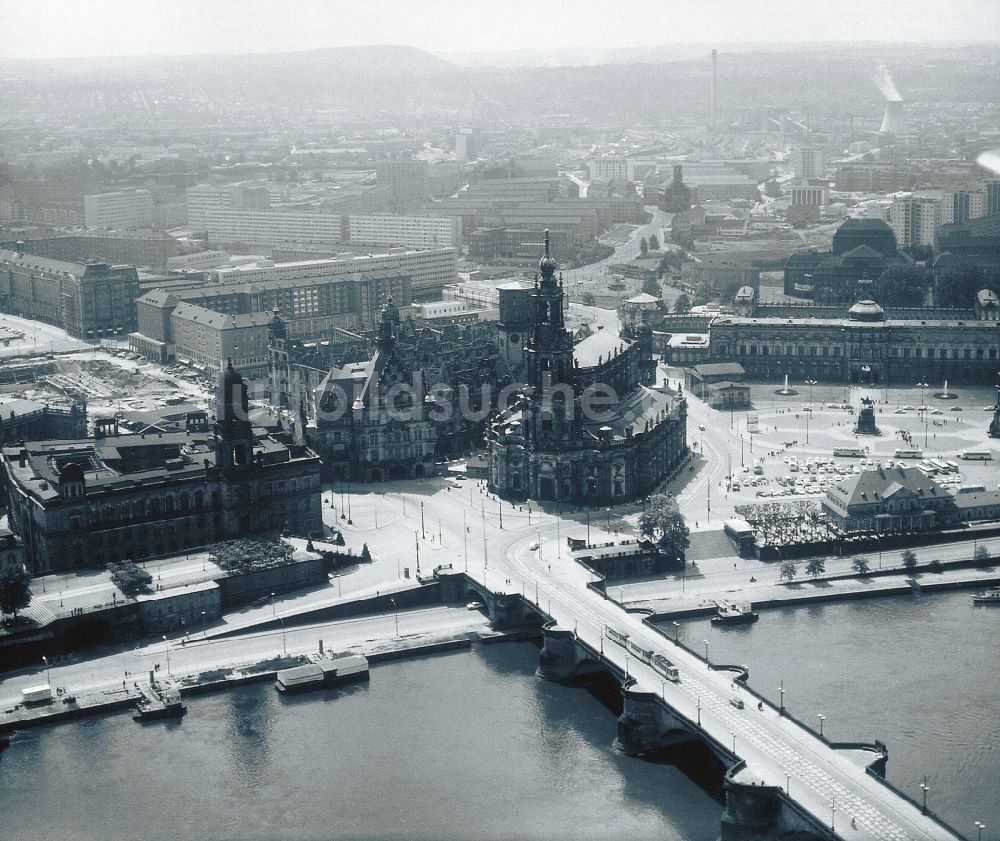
xmin=525 ymin=230 xmax=575 ymax=392
xmin=376 ymin=296 xmax=399 ymax=351
xmin=215 ymin=359 xmax=255 ymax=473
xmin=524 ymin=231 xmax=578 ymax=449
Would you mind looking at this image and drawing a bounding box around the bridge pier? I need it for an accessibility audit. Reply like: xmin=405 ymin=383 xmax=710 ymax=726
xmin=720 ymin=773 xmax=784 ymax=841
xmin=614 ymin=685 xmax=700 ymax=756
xmin=721 ymin=764 xmax=837 ymax=841
xmin=536 ymin=624 xmax=583 ymax=681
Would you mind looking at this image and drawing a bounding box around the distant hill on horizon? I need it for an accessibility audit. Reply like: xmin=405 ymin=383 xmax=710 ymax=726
xmin=0 ymin=41 xmax=996 ymax=123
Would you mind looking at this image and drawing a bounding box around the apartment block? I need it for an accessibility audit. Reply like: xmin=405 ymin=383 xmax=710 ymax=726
xmin=83 ymin=190 xmax=154 ymax=229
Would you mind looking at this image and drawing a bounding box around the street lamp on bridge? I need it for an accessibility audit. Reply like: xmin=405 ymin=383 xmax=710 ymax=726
xmin=975 ymin=821 xmax=986 ymax=841
xmin=703 ymin=639 xmax=710 ymax=666
xmin=920 ymin=776 xmax=930 ymax=814
xmin=778 ymin=680 xmax=785 ymax=714
xmin=817 ymin=714 xmax=826 ymax=738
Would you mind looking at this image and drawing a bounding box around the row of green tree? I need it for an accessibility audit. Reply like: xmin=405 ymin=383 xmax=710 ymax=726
xmin=873 ymin=263 xmax=999 ymax=309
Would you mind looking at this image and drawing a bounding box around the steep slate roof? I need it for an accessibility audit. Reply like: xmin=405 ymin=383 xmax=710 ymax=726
xmin=827 ymin=466 xmax=946 ymax=509
xmin=574 ymin=329 xmax=630 ymax=368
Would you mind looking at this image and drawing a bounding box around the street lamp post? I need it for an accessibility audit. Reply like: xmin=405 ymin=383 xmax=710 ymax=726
xmin=390 ymin=598 xmax=399 ymax=638
xmin=201 ymin=610 xmax=207 ymax=638
xmin=270 ymin=592 xmax=277 ymax=616
xmin=918 ymin=380 xmax=928 ymax=409
xmin=974 ymin=821 xmax=985 ymax=841
xmin=162 ymin=635 xmax=171 ymax=675
xmin=778 ymin=681 xmax=785 ymax=714
xmin=920 ymin=777 xmax=930 ymax=814
xmin=672 ymin=621 xmax=679 ymax=642
xmin=278 ymin=615 xmax=287 ymax=654
xmin=818 ymin=714 xmax=826 ymax=738
xmin=806 ymin=379 xmax=816 ymax=409
xmin=703 ymin=639 xmax=710 ymax=665
xmin=42 ymin=655 xmax=50 ymax=687
xmin=696 ymin=696 xmax=701 ymax=726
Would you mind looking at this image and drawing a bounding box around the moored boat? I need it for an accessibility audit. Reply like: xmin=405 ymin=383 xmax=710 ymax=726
xmin=133 ymin=685 xmax=186 ymax=721
xmin=275 ymin=654 xmax=369 ymax=694
xmin=711 ymin=600 xmax=759 ymax=625
xmin=972 ymin=587 xmax=1000 ymax=604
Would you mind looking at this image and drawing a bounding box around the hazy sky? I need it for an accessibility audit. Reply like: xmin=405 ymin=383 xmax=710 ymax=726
xmin=1 ymin=0 xmax=998 ymax=60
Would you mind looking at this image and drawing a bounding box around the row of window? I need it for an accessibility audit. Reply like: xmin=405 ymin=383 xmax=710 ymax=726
xmin=734 ymin=343 xmax=999 ymax=361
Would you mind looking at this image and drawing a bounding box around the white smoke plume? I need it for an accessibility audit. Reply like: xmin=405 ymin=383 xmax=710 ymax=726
xmin=976 ymin=148 xmax=1000 ymax=176
xmin=873 ymin=63 xmax=903 ymax=103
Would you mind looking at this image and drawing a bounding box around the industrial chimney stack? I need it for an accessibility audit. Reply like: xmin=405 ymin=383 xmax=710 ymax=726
xmin=710 ymin=49 xmax=718 ymax=133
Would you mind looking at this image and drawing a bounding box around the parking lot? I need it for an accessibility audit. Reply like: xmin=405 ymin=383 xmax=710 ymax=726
xmin=688 ymin=381 xmax=1000 ymax=520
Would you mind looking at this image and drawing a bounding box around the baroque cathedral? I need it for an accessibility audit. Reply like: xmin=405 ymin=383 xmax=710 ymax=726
xmin=487 ymin=233 xmax=688 ymax=503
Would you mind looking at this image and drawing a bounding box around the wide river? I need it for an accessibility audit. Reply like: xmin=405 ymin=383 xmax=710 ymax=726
xmin=1 ymin=590 xmax=996 ymax=841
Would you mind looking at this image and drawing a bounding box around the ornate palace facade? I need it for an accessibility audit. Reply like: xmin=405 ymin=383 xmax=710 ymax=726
xmin=1 ymin=363 xmax=322 ymax=574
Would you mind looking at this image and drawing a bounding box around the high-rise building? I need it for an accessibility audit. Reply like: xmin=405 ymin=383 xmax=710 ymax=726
xmin=376 ymin=159 xmax=428 ymax=209
xmin=791 ymin=147 xmax=827 ymax=181
xmin=986 ymin=180 xmax=1000 ymax=217
xmin=346 ymin=214 xmax=462 ymax=250
xmin=888 ymin=195 xmax=940 ymax=249
xmin=455 ymin=130 xmax=479 ymax=162
xmin=201 ymin=209 xmax=345 ymax=245
xmin=83 ymin=189 xmax=153 ymax=229
xmin=588 ymin=156 xmax=629 ymax=182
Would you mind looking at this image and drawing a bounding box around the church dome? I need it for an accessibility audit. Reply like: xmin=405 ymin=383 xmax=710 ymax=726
xmin=848 ymin=300 xmax=885 ymax=322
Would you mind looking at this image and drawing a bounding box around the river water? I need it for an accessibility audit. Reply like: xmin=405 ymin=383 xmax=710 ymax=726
xmin=0 ymin=643 xmax=720 ymax=841
xmin=1 ymin=590 xmax=996 ymax=841
xmin=665 ymin=589 xmax=1000 ymax=836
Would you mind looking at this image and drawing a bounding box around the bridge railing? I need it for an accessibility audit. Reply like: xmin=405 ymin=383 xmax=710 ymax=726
xmin=637 ymin=611 xmax=970 ymax=841
xmin=862 ymin=766 xmax=970 ymax=841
